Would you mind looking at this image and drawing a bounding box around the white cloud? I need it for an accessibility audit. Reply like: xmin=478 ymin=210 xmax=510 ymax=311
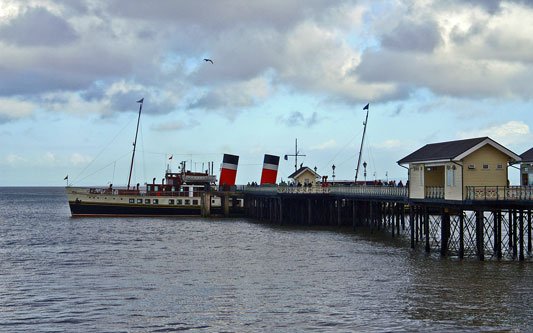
xmin=0 ymin=98 xmax=35 ymax=122
xmin=4 ymin=153 xmax=26 ymax=165
xmin=70 ymin=152 xmax=92 ymax=165
xmin=372 ymin=139 xmax=403 ymax=150
xmin=457 ymin=120 xmax=530 ymax=145
xmin=310 ymin=139 xmax=337 ymax=150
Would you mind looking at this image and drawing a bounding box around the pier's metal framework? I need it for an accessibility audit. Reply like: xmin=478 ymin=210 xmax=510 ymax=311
xmin=243 ymin=186 xmax=533 ymax=260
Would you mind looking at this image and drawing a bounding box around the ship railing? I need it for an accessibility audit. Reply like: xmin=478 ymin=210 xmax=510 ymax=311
xmin=466 ymin=186 xmax=533 ymax=201
xmin=70 ymin=187 xmax=206 ymax=197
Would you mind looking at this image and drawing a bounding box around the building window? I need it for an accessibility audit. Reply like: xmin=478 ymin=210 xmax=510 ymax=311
xmin=447 ymin=169 xmax=451 ymax=186
xmin=193 ymin=199 xmax=198 ymax=205
xmin=177 ymin=199 xmax=183 ymax=205
xmin=153 ymin=199 xmax=159 ymax=204
xmin=185 ymin=199 xmax=190 ymax=205
xmin=145 ymin=199 xmax=150 ymax=204
xmin=483 ymin=164 xmax=489 ymax=170
xmin=137 ymin=199 xmax=143 ymax=204
xmin=452 ymin=169 xmax=456 ymax=186
xmin=468 ymin=164 xmax=475 ymax=169
xmin=497 ymin=164 xmax=504 ymax=170
xmin=420 ymin=168 xmax=423 ymax=186
xmin=129 ymin=198 xmax=135 ymax=203
xmin=168 ymin=199 xmax=174 ymax=204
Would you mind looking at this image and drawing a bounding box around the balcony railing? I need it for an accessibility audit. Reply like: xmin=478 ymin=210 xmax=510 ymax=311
xmin=425 ymin=186 xmax=444 ymax=199
xmin=466 ymin=186 xmax=533 ymax=201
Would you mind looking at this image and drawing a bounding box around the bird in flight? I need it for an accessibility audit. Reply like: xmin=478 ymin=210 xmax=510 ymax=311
xmin=204 ymin=58 xmax=213 ymax=64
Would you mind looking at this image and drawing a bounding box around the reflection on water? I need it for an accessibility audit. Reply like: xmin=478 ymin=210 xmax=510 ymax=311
xmin=0 ymin=187 xmax=531 ymax=332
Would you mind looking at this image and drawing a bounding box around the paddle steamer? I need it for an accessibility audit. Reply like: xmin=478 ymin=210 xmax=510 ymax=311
xmin=66 ymin=99 xmax=227 ymax=217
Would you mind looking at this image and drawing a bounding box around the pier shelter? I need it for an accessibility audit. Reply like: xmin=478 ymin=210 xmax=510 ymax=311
xmin=288 ymin=166 xmax=320 ymax=186
xmin=519 ymin=148 xmax=533 ymax=186
xmin=398 ymin=137 xmax=520 ymax=200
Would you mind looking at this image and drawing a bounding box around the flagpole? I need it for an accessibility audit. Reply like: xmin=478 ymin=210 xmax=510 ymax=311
xmin=127 ymin=98 xmax=144 ymax=190
xmin=355 ymin=103 xmax=369 ymax=184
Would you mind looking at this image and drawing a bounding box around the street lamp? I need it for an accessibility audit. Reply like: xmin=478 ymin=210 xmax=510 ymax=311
xmin=363 ymin=161 xmax=367 ymax=183
xmin=332 ymin=164 xmax=336 ymax=183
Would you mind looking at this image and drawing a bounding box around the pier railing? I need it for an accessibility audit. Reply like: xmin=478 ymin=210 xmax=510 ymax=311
xmin=466 ymin=186 xmax=533 ymax=201
xmin=244 ymin=185 xmax=408 ymax=198
xmin=331 ymin=185 xmax=407 ymax=198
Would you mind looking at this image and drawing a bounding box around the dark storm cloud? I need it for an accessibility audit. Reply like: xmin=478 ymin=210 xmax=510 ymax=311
xmin=105 ymin=0 xmax=344 ymax=32
xmin=0 ymin=66 xmax=89 ymax=96
xmin=81 ymin=83 xmax=107 ymax=102
xmin=109 ymin=91 xmax=175 ymax=115
xmin=381 ymin=20 xmax=442 ymax=53
xmin=459 ymin=0 xmax=533 ymax=13
xmin=0 ymin=7 xmax=78 ymax=47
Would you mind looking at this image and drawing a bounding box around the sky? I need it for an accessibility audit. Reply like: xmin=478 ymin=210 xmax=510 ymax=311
xmin=1 ymin=0 xmax=533 ymax=186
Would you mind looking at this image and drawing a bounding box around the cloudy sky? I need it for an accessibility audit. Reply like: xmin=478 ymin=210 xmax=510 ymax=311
xmin=1 ymin=0 xmax=532 ymax=186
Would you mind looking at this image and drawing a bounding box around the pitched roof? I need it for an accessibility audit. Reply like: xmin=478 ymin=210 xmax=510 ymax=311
xmin=520 ymin=147 xmax=533 ymax=162
xmin=288 ymin=166 xmax=320 ymax=179
xmin=397 ymin=137 xmax=521 ymax=164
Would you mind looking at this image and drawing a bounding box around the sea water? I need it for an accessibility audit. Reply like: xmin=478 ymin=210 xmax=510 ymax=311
xmin=0 ymin=187 xmax=532 ymax=332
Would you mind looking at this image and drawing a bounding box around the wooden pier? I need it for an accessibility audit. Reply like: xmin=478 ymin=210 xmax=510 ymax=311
xmin=242 ymin=185 xmax=533 ymax=261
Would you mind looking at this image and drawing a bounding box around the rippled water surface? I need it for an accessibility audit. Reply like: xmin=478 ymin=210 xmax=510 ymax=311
xmin=1 ymin=187 xmax=532 ymax=332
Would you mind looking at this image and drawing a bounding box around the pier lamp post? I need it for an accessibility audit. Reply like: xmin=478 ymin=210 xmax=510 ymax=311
xmin=363 ymin=161 xmax=367 ymax=184
xmin=332 ymin=164 xmax=336 ymax=183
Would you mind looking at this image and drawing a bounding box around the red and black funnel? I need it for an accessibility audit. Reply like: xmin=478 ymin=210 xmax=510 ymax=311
xmin=219 ymin=154 xmax=239 ymax=186
xmin=260 ymin=154 xmax=280 ymax=185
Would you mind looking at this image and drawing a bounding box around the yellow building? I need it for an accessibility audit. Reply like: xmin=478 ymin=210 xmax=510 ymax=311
xmin=397 ymin=137 xmax=520 ymax=200
xmin=288 ymin=166 xmax=320 ymax=186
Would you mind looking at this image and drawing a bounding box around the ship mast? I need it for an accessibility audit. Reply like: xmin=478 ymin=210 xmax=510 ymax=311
xmin=127 ymin=98 xmax=144 ymax=190
xmin=355 ymin=103 xmax=369 ymax=183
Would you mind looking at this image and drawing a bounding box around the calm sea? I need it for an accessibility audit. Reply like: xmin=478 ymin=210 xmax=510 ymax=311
xmin=0 ymin=187 xmax=532 ymax=332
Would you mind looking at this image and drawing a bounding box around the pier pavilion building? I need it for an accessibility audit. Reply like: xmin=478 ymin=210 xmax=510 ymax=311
xmin=288 ymin=166 xmax=320 ymax=186
xmin=398 ymin=137 xmax=521 ymax=201
xmin=519 ymin=148 xmax=533 ymax=186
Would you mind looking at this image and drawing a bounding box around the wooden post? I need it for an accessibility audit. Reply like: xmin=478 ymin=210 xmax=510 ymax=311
xmin=476 ymin=209 xmax=484 ymax=261
xmin=307 ymin=199 xmax=312 ymax=225
xmin=391 ymin=203 xmax=395 ymax=238
xmin=519 ymin=209 xmax=524 ymax=261
xmin=352 ymin=200 xmax=357 ymax=231
xmin=400 ymin=204 xmax=404 ymax=232
xmin=459 ymin=209 xmax=464 ymax=259
xmin=425 ymin=206 xmax=430 ymax=253
xmin=337 ymin=199 xmax=342 ymax=227
xmin=441 ymin=209 xmax=450 ymax=257
xmin=410 ymin=205 xmax=415 ymax=249
xmin=513 ymin=210 xmax=518 ymax=259
xmin=223 ymin=193 xmax=230 ymax=218
xmin=370 ymin=202 xmax=374 ymax=231
xmin=527 ymin=209 xmax=531 ymax=253
xmin=278 ymin=198 xmax=283 ymax=224
xmin=396 ymin=203 xmax=401 ymax=236
xmin=494 ymin=209 xmax=502 ymax=259
xmin=415 ymin=205 xmax=419 ymax=243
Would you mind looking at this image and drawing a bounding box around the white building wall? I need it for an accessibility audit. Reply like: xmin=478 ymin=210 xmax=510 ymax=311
xmin=444 ymin=163 xmax=463 ymax=200
xmin=409 ymin=164 xmax=425 ymax=199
